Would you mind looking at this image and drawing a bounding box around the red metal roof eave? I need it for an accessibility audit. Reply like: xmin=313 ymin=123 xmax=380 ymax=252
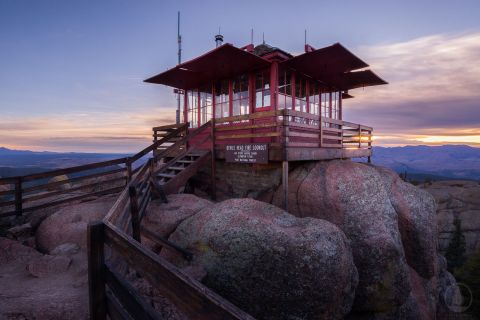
xmin=144 ymin=43 xmax=271 ymax=89
xmin=338 ymin=70 xmax=388 ymax=91
xmin=281 ymin=43 xmax=370 ymax=75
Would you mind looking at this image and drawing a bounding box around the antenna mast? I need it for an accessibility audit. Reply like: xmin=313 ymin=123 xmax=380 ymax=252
xmin=176 ymin=11 xmax=182 ymax=124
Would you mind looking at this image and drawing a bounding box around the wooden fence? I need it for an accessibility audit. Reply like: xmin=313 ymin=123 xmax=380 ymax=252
xmin=88 ymin=127 xmax=254 ymax=319
xmin=0 ymin=124 xmax=188 ymax=219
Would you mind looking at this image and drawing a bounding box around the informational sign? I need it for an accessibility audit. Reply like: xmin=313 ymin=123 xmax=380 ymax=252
xmin=225 ymin=144 xmax=269 ymax=164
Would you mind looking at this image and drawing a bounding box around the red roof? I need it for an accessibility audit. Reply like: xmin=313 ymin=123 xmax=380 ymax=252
xmin=144 ymin=43 xmax=271 ymax=89
xmin=281 ymin=43 xmax=387 ymax=90
xmin=145 ymin=42 xmax=387 ymax=91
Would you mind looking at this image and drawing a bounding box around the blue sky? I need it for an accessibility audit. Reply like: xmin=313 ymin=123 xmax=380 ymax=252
xmin=0 ymin=0 xmax=479 ymax=152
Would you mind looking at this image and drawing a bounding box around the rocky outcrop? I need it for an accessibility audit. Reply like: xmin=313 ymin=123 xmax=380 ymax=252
xmin=141 ymin=194 xmax=213 ymax=253
xmin=36 ymin=194 xmax=116 ymax=253
xmin=423 ymin=180 xmax=480 ymax=256
xmin=0 ymin=237 xmax=88 ymax=319
xmin=163 ymin=198 xmax=358 ymax=320
xmin=142 ymin=194 xmax=212 ymax=239
xmin=47 ymin=174 xmax=71 ymax=191
xmin=271 ymin=160 xmax=452 ymax=319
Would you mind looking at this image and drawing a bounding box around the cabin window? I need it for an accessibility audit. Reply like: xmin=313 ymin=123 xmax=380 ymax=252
xmin=332 ymin=91 xmax=340 ymax=120
xmin=255 ymin=70 xmax=270 ymax=109
xmin=321 ymin=92 xmax=329 ymax=120
xmin=295 ymin=76 xmax=307 ymax=112
xmin=278 ymin=70 xmax=292 ymax=109
xmin=232 ymin=74 xmax=249 ymax=116
xmin=308 ymin=82 xmax=320 ymax=115
xmin=187 ymin=89 xmax=199 ymax=128
xmin=199 ymin=87 xmax=212 ymax=125
xmin=214 ymin=80 xmax=229 ymax=118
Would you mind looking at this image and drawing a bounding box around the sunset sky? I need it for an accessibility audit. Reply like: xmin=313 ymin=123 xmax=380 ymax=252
xmin=1 ymin=0 xmax=479 ymax=152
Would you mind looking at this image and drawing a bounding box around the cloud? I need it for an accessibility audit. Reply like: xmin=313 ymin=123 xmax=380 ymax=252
xmin=346 ymin=31 xmax=480 ymax=145
xmin=2 ymin=31 xmax=479 ymax=151
xmin=0 ymin=109 xmax=176 ymax=152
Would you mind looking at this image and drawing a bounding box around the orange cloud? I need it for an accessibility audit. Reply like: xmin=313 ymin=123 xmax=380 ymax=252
xmin=0 ymin=109 xmax=176 ymax=152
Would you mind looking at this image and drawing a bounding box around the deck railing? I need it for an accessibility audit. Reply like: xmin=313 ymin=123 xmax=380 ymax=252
xmin=213 ymin=109 xmax=372 ymax=149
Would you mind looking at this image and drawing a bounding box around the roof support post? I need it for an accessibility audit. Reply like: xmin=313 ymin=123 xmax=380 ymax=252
xmin=282 ymin=161 xmax=289 ymax=212
xmin=270 ymin=62 xmax=278 ymax=111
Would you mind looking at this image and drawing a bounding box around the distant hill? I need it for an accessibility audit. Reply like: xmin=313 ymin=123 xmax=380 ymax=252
xmin=1 ymin=145 xmax=479 ymax=182
xmin=0 ymin=147 xmax=131 ymax=178
xmin=370 ymin=145 xmax=480 ymax=181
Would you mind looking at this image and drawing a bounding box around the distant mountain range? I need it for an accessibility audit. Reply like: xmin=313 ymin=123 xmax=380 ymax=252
xmin=370 ymin=145 xmax=480 ymax=181
xmin=0 ymin=147 xmax=131 ymax=178
xmin=0 ymin=145 xmax=479 ymax=181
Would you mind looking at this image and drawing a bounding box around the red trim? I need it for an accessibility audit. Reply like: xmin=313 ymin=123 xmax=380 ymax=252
xmin=270 ymin=63 xmax=278 ymax=111
xmin=305 ymin=80 xmax=310 ymax=113
xmin=183 ymin=91 xmax=188 ymax=123
xmin=212 ymin=83 xmax=216 ymax=119
xmin=197 ymin=90 xmax=201 ymax=127
xmin=339 ymin=92 xmax=342 ymax=120
xmin=329 ymin=92 xmax=332 ymax=118
xmin=291 ymin=72 xmax=296 ymax=110
xmin=249 ymin=73 xmax=255 ymax=114
xmin=228 ymin=80 xmax=233 ymax=117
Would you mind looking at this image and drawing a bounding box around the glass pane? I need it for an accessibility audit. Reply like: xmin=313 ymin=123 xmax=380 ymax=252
xmin=256 ymin=91 xmax=263 ymax=108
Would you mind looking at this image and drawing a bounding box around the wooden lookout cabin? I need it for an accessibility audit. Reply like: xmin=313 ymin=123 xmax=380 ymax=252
xmin=144 ymin=39 xmax=387 ymax=209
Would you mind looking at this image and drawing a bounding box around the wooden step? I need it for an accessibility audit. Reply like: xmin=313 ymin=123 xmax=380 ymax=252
xmin=168 ymin=166 xmax=185 ymax=171
xmin=157 ymin=173 xmax=176 ymax=179
xmin=177 ymin=160 xmax=195 ymax=164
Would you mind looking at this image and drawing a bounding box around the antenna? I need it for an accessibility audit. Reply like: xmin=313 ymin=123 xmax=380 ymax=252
xmin=251 ymin=28 xmax=253 ymax=44
xmin=215 ymin=26 xmax=224 ymax=47
xmin=262 ymin=32 xmax=265 ymax=44
xmin=176 ymin=11 xmax=182 ymax=124
xmin=304 ymin=29 xmax=307 ymax=46
xmin=177 ymin=12 xmax=181 ymax=65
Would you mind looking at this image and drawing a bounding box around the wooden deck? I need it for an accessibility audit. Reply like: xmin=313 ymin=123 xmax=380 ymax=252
xmin=153 ymin=109 xmax=373 ymax=162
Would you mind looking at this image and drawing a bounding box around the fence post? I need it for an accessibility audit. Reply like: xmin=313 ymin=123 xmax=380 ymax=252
xmin=185 ymin=122 xmax=190 ymax=151
xmin=126 ymin=159 xmax=132 ymax=183
xmin=319 ymin=114 xmax=323 ymax=148
xmin=88 ymin=221 xmax=107 ymax=320
xmin=128 ymin=186 xmax=141 ymax=242
xmin=210 ymin=120 xmax=216 ymax=201
xmin=15 ymin=177 xmax=22 ymax=216
xmin=358 ymin=125 xmax=362 ymax=148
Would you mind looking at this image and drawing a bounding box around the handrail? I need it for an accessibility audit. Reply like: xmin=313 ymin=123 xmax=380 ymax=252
xmin=132 ymin=123 xmax=188 ymax=163
xmin=89 ymin=121 xmax=253 ymax=319
xmin=0 ymin=124 xmax=187 ymax=218
xmin=153 ymin=120 xmax=211 ymax=162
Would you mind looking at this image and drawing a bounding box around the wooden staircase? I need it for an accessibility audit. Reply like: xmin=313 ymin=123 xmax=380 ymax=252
xmin=150 ymin=121 xmax=213 ymax=195
xmin=152 ymin=123 xmax=188 ymax=159
xmin=154 ymin=150 xmax=210 ymax=195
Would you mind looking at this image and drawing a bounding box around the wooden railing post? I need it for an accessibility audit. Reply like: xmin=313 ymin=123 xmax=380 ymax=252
xmin=88 ymin=221 xmax=107 ymax=320
xmin=210 ymin=120 xmax=216 ymax=201
xmin=126 ymin=159 xmax=132 ymax=183
xmin=128 ymin=186 xmax=141 ymax=242
xmin=358 ymin=126 xmax=362 ymax=148
xmin=283 ymin=110 xmax=289 ymax=149
xmin=340 ymin=122 xmax=344 ymax=149
xmin=15 ymin=177 xmax=22 ymax=216
xmin=185 ymin=122 xmax=190 ymax=151
xmin=319 ymin=113 xmax=323 ymax=148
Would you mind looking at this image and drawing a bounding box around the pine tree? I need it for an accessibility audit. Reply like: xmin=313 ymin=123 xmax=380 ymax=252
xmin=445 ymin=218 xmax=467 ymax=272
xmin=455 ymin=249 xmax=480 ymax=318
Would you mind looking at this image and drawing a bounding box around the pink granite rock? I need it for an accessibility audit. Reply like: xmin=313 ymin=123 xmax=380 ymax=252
xmin=35 ymin=195 xmax=116 ymax=253
xmin=272 ymin=160 xmax=452 ymax=318
xmin=164 ymin=198 xmax=358 ymax=320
